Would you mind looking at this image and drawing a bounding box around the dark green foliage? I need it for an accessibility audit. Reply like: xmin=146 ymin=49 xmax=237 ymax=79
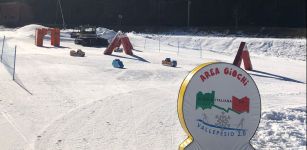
xmin=2 ymin=0 xmax=306 ymax=27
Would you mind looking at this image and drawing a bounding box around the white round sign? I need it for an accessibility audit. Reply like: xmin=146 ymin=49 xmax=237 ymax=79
xmin=178 ymin=62 xmax=261 ymax=150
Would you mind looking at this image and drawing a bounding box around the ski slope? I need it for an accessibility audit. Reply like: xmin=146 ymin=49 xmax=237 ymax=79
xmin=0 ymin=25 xmax=306 ymax=150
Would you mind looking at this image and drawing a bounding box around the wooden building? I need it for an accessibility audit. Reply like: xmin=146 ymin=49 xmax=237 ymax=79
xmin=0 ymin=2 xmax=33 ymax=26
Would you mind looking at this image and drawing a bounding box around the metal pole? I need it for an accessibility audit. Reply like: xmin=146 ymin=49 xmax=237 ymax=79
xmin=177 ymin=40 xmax=179 ymax=56
xmin=13 ymin=46 xmax=17 ymax=80
xmin=58 ymin=0 xmax=66 ymax=29
xmin=144 ymin=38 xmax=146 ymax=51
xmin=1 ymin=36 xmax=5 ymax=62
xmin=187 ymin=0 xmax=191 ymax=27
xmin=159 ymin=37 xmax=160 ymax=52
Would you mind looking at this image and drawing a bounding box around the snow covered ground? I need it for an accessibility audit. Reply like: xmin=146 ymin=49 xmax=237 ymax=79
xmin=130 ymin=33 xmax=306 ymax=61
xmin=0 ymin=24 xmax=306 ymax=150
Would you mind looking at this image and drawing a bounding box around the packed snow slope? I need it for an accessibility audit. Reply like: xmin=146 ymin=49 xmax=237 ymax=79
xmin=0 ymin=24 xmax=306 ymax=150
xmin=133 ymin=33 xmax=306 ymax=61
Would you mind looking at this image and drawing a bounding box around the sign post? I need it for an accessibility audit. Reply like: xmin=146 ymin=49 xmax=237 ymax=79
xmin=178 ymin=62 xmax=261 ymax=150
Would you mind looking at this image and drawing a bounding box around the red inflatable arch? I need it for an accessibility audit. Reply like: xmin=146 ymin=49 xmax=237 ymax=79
xmin=104 ymin=32 xmax=133 ymax=55
xmin=233 ymin=42 xmax=253 ymax=70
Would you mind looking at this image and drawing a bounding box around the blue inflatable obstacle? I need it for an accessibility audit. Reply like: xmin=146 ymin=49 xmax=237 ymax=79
xmin=112 ymin=59 xmax=124 ymax=68
xmin=171 ymin=60 xmax=177 ymax=67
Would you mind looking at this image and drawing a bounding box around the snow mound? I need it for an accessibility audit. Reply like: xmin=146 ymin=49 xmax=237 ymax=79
xmin=134 ymin=34 xmax=306 ymax=61
xmin=58 ymin=30 xmax=75 ymax=41
xmin=251 ymin=107 xmax=306 ymax=149
xmin=15 ymin=24 xmax=73 ymax=41
xmin=16 ymin=24 xmax=46 ymax=37
xmin=96 ymin=27 xmax=117 ymax=43
xmin=59 ymin=30 xmax=72 ymax=38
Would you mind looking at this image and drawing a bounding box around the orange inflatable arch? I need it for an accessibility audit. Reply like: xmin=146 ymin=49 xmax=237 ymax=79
xmin=233 ymin=42 xmax=253 ymax=70
xmin=104 ymin=32 xmax=133 ymax=55
xmin=35 ymin=28 xmax=60 ymax=47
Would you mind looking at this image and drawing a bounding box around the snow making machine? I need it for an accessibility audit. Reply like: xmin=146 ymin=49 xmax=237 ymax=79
xmin=73 ymin=26 xmax=109 ymax=47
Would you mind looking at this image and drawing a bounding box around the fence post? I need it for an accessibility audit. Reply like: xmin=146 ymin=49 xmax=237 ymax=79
xmin=159 ymin=36 xmax=160 ymax=52
xmin=200 ymin=45 xmax=202 ymax=58
xmin=177 ymin=40 xmax=179 ymax=56
xmin=1 ymin=36 xmax=5 ymax=62
xmin=13 ymin=45 xmax=17 ymax=80
xmin=144 ymin=38 xmax=146 ymax=51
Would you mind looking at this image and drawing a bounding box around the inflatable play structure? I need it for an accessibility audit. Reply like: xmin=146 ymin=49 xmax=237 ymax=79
xmin=70 ymin=49 xmax=85 ymax=57
xmin=104 ymin=32 xmax=133 ymax=55
xmin=112 ymin=59 xmax=124 ymax=68
xmin=162 ymin=58 xmax=177 ymax=67
xmin=233 ymin=42 xmax=253 ymax=70
xmin=35 ymin=28 xmax=60 ymax=47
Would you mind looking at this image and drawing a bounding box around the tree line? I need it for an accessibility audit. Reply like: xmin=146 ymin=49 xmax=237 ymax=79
xmin=1 ymin=0 xmax=306 ymax=28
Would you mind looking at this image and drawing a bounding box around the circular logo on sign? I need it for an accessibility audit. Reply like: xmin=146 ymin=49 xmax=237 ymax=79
xmin=177 ymin=62 xmax=261 ymax=150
